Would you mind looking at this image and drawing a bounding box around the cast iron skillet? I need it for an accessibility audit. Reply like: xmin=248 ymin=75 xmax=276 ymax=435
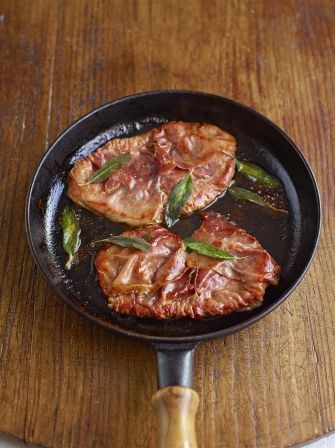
xmin=26 ymin=91 xmax=321 ymax=447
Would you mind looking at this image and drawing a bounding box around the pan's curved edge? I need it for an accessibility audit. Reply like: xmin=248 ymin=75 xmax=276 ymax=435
xmin=25 ymin=90 xmax=322 ymax=344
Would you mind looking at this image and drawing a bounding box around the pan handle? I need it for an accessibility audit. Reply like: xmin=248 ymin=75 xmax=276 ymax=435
xmin=152 ymin=343 xmax=199 ymax=448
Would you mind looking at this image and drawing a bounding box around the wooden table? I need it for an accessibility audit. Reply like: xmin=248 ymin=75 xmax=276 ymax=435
xmin=0 ymin=0 xmax=334 ymax=447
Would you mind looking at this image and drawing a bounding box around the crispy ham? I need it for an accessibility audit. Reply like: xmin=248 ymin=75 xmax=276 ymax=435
xmin=95 ymin=212 xmax=280 ymax=319
xmin=95 ymin=226 xmax=187 ymax=295
xmin=68 ymin=122 xmax=236 ymax=225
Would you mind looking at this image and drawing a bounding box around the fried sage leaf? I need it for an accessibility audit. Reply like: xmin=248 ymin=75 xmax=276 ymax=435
xmin=141 ymin=230 xmax=152 ymax=241
xmin=165 ymin=174 xmax=193 ymax=227
xmin=235 ymin=159 xmax=280 ymax=187
xmin=84 ymin=153 xmax=131 ymax=184
xmin=184 ymin=238 xmax=234 ymax=260
xmin=62 ymin=205 xmax=81 ymax=269
xmin=92 ymin=236 xmax=151 ymax=252
xmin=228 ymin=186 xmax=288 ymax=213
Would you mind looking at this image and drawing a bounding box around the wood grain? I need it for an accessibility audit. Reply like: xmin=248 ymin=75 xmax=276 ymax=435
xmin=0 ymin=0 xmax=334 ymax=447
xmin=152 ymin=386 xmax=199 ymax=448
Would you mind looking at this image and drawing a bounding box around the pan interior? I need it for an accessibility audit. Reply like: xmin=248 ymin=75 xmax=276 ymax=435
xmin=27 ymin=92 xmax=320 ymax=341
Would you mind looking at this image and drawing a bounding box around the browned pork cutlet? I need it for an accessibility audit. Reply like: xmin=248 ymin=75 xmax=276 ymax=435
xmin=68 ymin=121 xmax=236 ymax=225
xmin=95 ymin=212 xmax=280 ymax=319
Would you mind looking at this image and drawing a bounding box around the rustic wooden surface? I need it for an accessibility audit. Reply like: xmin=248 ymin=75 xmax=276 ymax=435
xmin=0 ymin=0 xmax=334 ymax=447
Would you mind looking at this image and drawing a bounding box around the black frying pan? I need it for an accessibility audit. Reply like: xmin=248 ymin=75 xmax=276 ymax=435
xmin=26 ymin=91 xmax=321 ymax=447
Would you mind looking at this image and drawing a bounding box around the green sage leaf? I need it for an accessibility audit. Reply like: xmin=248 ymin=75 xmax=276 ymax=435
xmin=228 ymin=186 xmax=288 ymax=213
xmin=184 ymin=238 xmax=234 ymax=260
xmin=165 ymin=174 xmax=193 ymax=227
xmin=62 ymin=205 xmax=81 ymax=269
xmin=84 ymin=153 xmax=131 ymax=184
xmin=91 ymin=236 xmax=151 ymax=252
xmin=141 ymin=230 xmax=152 ymax=241
xmin=235 ymin=159 xmax=280 ymax=187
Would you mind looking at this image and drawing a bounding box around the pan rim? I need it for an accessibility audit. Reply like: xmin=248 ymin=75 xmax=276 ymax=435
xmin=25 ymin=89 xmax=322 ymax=344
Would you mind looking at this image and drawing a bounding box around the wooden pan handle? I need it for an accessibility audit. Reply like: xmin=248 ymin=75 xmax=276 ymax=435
xmin=152 ymin=386 xmax=199 ymax=448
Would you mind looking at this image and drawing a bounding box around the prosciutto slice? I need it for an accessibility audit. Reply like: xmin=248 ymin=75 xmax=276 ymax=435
xmin=95 ymin=226 xmax=187 ymax=296
xmin=95 ymin=212 xmax=280 ymax=319
xmin=68 ymin=122 xmax=236 ymax=225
